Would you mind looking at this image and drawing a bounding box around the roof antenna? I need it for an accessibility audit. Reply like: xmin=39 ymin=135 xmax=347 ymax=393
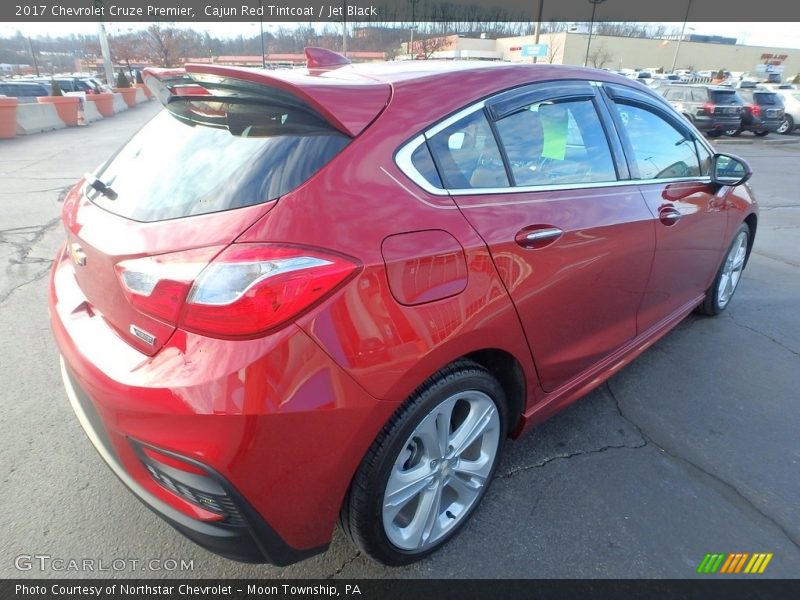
xmin=305 ymin=47 xmax=351 ymax=69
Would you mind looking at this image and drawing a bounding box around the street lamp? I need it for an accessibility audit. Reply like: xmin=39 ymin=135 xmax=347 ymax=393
xmin=670 ymin=0 xmax=693 ymax=73
xmin=583 ymin=0 xmax=606 ymax=68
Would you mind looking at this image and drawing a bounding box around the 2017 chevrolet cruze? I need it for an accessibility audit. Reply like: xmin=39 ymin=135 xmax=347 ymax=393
xmin=50 ymin=48 xmax=757 ymax=566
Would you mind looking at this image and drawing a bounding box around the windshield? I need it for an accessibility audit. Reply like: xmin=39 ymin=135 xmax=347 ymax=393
xmin=87 ymin=101 xmax=350 ymax=222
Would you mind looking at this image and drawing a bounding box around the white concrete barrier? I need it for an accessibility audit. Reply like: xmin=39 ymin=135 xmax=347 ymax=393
xmin=135 ymin=88 xmax=148 ymax=104
xmin=84 ymin=100 xmax=103 ymax=122
xmin=16 ymin=103 xmax=66 ymax=135
xmin=112 ymin=93 xmax=128 ymax=113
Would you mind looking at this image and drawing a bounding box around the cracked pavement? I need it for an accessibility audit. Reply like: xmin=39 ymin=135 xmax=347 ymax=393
xmin=1 ymin=107 xmax=799 ymax=579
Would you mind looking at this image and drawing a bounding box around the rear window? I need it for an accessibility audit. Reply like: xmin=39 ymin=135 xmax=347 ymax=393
xmin=754 ymin=92 xmax=780 ymax=105
xmin=86 ymin=100 xmax=350 ymax=222
xmin=710 ymin=90 xmax=743 ymax=105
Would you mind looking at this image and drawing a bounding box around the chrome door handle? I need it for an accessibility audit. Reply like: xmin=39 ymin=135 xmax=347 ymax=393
xmin=659 ymin=208 xmax=682 ymax=226
xmin=525 ymin=228 xmax=563 ymax=242
xmin=515 ymin=227 xmax=563 ymax=249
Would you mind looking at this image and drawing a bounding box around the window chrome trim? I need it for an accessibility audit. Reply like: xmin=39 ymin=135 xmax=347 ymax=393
xmin=394 ymin=85 xmax=714 ymax=198
xmin=445 ymin=176 xmax=713 ymax=197
xmin=424 ymin=100 xmax=487 ymax=138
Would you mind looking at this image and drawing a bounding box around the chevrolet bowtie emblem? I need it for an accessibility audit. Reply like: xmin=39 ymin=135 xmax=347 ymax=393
xmin=69 ymin=243 xmax=87 ymax=267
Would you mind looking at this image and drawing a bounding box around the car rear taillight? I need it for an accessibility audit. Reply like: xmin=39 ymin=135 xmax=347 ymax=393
xmin=115 ymin=244 xmax=357 ymax=338
xmin=704 ymin=102 xmax=716 ymax=115
xmin=115 ymin=246 xmax=223 ymax=323
xmin=749 ymin=104 xmax=762 ymax=117
xmin=182 ymin=244 xmax=358 ymax=337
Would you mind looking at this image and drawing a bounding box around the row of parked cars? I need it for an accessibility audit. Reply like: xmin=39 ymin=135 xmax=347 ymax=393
xmin=656 ymin=82 xmax=799 ymax=137
xmin=0 ymin=76 xmax=111 ymax=99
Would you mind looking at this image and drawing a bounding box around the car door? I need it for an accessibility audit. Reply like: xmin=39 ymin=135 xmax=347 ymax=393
xmin=424 ymin=82 xmax=656 ymax=393
xmin=601 ymin=84 xmax=729 ymax=332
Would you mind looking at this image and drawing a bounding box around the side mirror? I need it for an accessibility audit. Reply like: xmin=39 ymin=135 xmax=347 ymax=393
xmin=711 ymin=153 xmax=752 ymax=187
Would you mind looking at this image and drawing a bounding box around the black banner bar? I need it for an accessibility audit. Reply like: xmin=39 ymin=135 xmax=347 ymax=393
xmin=4 ymin=0 xmax=800 ymax=23
xmin=4 ymin=580 xmax=800 ymax=600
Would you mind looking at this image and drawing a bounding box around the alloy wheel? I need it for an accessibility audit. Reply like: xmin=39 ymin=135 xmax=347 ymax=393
xmin=717 ymin=231 xmax=748 ymax=309
xmin=382 ymin=390 xmax=500 ymax=551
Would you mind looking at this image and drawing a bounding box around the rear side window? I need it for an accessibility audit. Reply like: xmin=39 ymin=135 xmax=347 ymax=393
xmin=611 ymin=102 xmax=701 ymax=180
xmin=494 ymin=99 xmax=616 ymax=186
xmin=427 ymin=109 xmax=509 ymax=189
xmin=691 ymin=88 xmax=707 ymax=102
xmin=86 ymin=100 xmax=350 ymax=222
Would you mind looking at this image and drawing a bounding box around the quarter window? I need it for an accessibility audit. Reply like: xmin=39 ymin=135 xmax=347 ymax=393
xmin=427 ymin=109 xmax=509 ymax=189
xmin=409 ymin=142 xmax=443 ymax=189
xmin=612 ymin=102 xmax=702 ymax=179
xmin=494 ymin=99 xmax=617 ymax=186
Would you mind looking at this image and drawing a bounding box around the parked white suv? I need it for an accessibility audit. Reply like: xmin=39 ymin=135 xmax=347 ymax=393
xmin=775 ymin=89 xmax=800 ymax=134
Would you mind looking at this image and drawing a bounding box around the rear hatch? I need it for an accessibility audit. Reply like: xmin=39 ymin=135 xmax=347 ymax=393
xmin=63 ymin=56 xmax=390 ymax=355
xmin=753 ymin=91 xmax=785 ymax=121
xmin=707 ymin=89 xmax=744 ymax=118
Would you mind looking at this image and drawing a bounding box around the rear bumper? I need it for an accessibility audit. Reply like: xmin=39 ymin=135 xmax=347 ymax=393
xmin=49 ymin=250 xmax=395 ymax=564
xmin=692 ymin=115 xmax=741 ymax=131
xmin=60 ymin=359 xmax=324 ymax=565
xmin=745 ymin=117 xmax=783 ymax=132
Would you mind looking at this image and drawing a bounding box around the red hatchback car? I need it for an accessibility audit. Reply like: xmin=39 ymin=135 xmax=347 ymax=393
xmin=50 ymin=49 xmax=757 ymax=566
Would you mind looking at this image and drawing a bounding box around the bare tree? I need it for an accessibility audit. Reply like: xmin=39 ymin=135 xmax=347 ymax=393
xmin=544 ymin=35 xmax=563 ymax=64
xmin=143 ymin=24 xmax=190 ymax=67
xmin=588 ymin=44 xmax=613 ymax=69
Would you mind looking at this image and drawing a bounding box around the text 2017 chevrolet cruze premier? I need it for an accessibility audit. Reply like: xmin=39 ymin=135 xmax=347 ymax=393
xmin=50 ymin=48 xmax=757 ymax=566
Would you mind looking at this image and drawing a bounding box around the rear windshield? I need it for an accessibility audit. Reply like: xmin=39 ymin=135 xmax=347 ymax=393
xmin=753 ymin=92 xmax=780 ymax=105
xmin=86 ymin=99 xmax=350 ymax=222
xmin=710 ymin=90 xmax=743 ymax=105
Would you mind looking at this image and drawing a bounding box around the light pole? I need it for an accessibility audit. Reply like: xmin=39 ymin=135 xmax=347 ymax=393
xmin=409 ymin=26 xmax=417 ymax=60
xmin=408 ymin=0 xmax=419 ymax=60
xmin=257 ymin=0 xmax=266 ymax=68
xmin=533 ymin=0 xmax=544 ymax=64
xmin=670 ymin=0 xmax=693 ymax=73
xmin=583 ymin=0 xmax=606 ymax=68
xmin=94 ymin=1 xmax=114 ymax=85
xmin=342 ymin=2 xmax=347 ymax=55
xmin=26 ymin=36 xmax=40 ymax=76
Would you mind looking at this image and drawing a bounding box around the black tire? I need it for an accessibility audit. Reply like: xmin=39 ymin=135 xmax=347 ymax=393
xmin=698 ymin=222 xmax=750 ymax=316
xmin=777 ymin=115 xmax=794 ymax=135
xmin=706 ymin=130 xmax=723 ymax=138
xmin=340 ymin=359 xmax=508 ymax=565
xmin=724 ymin=127 xmax=742 ymax=137
xmin=754 ymin=130 xmax=770 ymax=137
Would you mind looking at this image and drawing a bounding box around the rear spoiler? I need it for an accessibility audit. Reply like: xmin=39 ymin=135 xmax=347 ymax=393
xmin=142 ymin=49 xmax=390 ymax=137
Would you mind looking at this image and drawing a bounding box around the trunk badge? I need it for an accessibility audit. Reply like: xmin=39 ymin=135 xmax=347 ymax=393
xmin=130 ymin=325 xmax=156 ymax=346
xmin=68 ymin=243 xmax=87 ymax=267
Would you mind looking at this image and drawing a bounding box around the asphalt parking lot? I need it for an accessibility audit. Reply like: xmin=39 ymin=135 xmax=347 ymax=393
xmin=1 ymin=103 xmax=798 ymax=579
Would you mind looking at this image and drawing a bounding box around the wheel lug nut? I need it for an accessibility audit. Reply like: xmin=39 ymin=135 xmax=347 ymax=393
xmin=430 ymin=460 xmax=438 ymax=468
